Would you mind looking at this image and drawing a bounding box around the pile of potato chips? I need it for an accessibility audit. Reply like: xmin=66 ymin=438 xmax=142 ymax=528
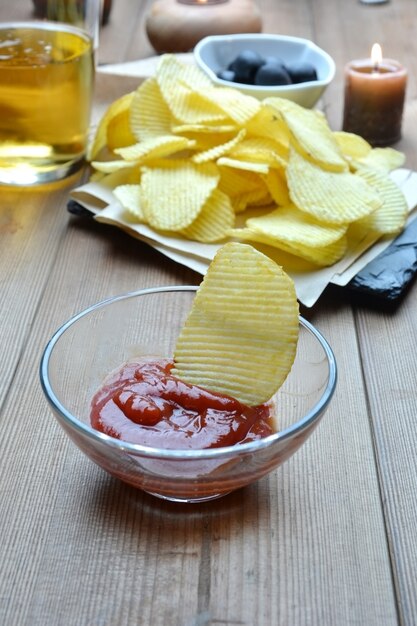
xmin=89 ymin=54 xmax=407 ymax=268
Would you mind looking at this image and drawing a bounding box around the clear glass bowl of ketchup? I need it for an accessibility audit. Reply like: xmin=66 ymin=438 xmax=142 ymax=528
xmin=40 ymin=286 xmax=337 ymax=503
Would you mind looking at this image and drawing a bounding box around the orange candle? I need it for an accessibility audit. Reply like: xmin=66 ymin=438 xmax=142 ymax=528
xmin=342 ymin=44 xmax=407 ymax=146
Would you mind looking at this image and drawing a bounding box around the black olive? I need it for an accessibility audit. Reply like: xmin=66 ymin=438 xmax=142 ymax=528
xmin=217 ymin=69 xmax=236 ymax=82
xmin=264 ymin=55 xmax=285 ymax=66
xmin=254 ymin=62 xmax=292 ymax=86
xmin=285 ymin=61 xmax=318 ymax=83
xmin=228 ymin=50 xmax=266 ymax=84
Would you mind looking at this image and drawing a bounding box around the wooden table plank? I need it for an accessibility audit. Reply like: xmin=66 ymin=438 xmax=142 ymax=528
xmin=310 ymin=2 xmax=417 ymax=623
xmin=355 ymin=292 xmax=417 ymax=625
xmin=0 ymin=179 xmax=82 ymax=409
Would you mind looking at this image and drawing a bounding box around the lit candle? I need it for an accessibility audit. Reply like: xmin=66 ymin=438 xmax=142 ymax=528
xmin=342 ymin=44 xmax=407 ymax=146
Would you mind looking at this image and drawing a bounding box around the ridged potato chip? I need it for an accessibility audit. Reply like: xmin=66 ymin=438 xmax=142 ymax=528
xmin=158 ymin=54 xmax=213 ymax=91
xmin=232 ymin=227 xmax=348 ymax=267
xmin=88 ymin=91 xmax=134 ymax=160
xmin=232 ymin=187 xmax=272 ymax=214
xmin=192 ymin=129 xmax=246 ymax=164
xmin=107 ymin=108 xmax=136 ymax=152
xmin=263 ymin=169 xmax=290 ymax=206
xmin=97 ymin=168 xmax=139 ymax=190
xmin=157 ymin=56 xmax=226 ymax=124
xmin=354 ymin=167 xmax=408 ymax=235
xmin=333 ymin=131 xmax=372 ymax=160
xmin=237 ymin=203 xmax=348 ymax=266
xmin=247 ymin=205 xmax=348 ymax=246
xmin=174 ymin=130 xmax=236 ymax=153
xmin=113 ymin=184 xmax=144 ymax=221
xmin=287 ymin=149 xmax=382 ymax=224
xmin=218 ymin=167 xmax=269 ymax=213
xmin=141 ymin=160 xmax=219 ymax=231
xmin=218 ymin=166 xmax=262 ymax=197
xmin=172 ymin=242 xmax=299 ymax=406
xmin=352 ymin=147 xmax=406 ymax=173
xmin=180 ymin=189 xmax=234 ymax=242
xmin=228 ymin=137 xmax=287 ymax=168
xmin=172 ymin=123 xmax=238 ymax=135
xmin=200 ymin=87 xmax=260 ymax=125
xmin=115 ymin=135 xmax=195 ymax=163
xmin=217 ymin=157 xmax=269 ymax=174
xmin=178 ymin=90 xmax=230 ymax=124
xmin=245 ymin=105 xmax=290 ymax=150
xmin=265 ymin=98 xmax=348 ymax=172
xmin=91 ymin=159 xmax=136 ymax=173
xmin=130 ymin=78 xmax=172 ymax=141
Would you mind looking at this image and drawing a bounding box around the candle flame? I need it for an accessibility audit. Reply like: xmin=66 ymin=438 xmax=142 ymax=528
xmin=371 ymin=43 xmax=383 ymax=70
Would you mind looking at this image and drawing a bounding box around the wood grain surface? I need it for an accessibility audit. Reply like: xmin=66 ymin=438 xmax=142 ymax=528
xmin=1 ymin=1 xmax=417 ymax=625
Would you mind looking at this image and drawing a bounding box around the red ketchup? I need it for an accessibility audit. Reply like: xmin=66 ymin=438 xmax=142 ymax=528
xmin=90 ymin=359 xmax=274 ymax=450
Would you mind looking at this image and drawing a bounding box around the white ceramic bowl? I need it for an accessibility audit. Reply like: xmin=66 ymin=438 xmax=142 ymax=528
xmin=194 ymin=33 xmax=336 ymax=108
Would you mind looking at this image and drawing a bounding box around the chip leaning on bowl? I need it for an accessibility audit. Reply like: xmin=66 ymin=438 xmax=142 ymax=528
xmin=90 ymin=243 xmax=300 ymax=449
xmin=88 ymin=54 xmax=407 ymax=272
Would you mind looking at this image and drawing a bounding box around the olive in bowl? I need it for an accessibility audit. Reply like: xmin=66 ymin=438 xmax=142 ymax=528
xmin=286 ymin=60 xmax=318 ymax=84
xmin=222 ymin=50 xmax=315 ymax=87
xmin=254 ymin=60 xmax=292 ymax=86
xmin=228 ymin=49 xmax=265 ymax=83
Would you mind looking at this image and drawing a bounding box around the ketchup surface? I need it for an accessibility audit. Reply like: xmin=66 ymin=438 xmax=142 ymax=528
xmin=90 ymin=359 xmax=274 ymax=450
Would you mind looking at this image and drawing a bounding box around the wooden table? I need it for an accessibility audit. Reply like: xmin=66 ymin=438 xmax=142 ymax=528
xmin=1 ymin=1 xmax=417 ymax=624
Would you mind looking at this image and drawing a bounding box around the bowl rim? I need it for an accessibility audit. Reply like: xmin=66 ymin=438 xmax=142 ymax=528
xmin=40 ymin=285 xmax=337 ymax=460
xmin=194 ymin=33 xmax=336 ymax=91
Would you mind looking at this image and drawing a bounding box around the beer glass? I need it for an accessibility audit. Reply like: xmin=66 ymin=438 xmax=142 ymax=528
xmin=0 ymin=0 xmax=100 ymax=185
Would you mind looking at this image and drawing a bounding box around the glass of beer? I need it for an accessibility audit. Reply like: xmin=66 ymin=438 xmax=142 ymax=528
xmin=0 ymin=0 xmax=99 ymax=186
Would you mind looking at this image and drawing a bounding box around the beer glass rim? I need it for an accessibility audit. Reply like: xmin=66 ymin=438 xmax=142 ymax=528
xmin=0 ymin=21 xmax=93 ymax=42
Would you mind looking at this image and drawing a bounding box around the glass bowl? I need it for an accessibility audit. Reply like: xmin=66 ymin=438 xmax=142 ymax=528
xmin=194 ymin=34 xmax=336 ymax=108
xmin=40 ymin=286 xmax=337 ymax=503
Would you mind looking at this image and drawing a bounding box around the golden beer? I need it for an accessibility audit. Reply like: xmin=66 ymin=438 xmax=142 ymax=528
xmin=0 ymin=22 xmax=94 ymax=185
